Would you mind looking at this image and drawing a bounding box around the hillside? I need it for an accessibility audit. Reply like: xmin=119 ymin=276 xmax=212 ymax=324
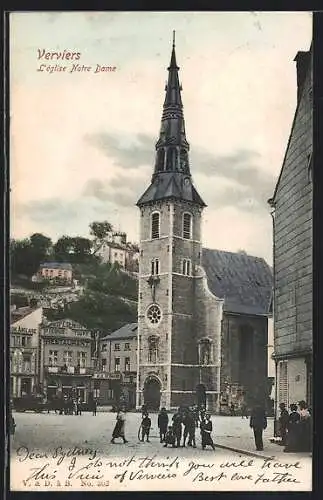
xmin=11 ymin=261 xmax=139 ymax=336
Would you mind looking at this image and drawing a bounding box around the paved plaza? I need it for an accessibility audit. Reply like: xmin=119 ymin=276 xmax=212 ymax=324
xmin=10 ymin=410 xmax=310 ymax=460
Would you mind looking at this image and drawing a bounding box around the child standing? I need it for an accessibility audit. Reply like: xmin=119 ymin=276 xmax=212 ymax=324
xmin=141 ymin=413 xmax=152 ymax=442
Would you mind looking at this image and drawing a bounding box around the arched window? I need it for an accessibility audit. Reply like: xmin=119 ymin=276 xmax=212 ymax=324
xmin=151 ymin=212 xmax=160 ymax=239
xmin=183 ymin=212 xmax=192 ymax=239
xmin=180 ymin=148 xmax=189 ymax=172
xmin=182 ymin=259 xmax=191 ymax=276
xmin=155 ymin=149 xmax=165 ymax=172
xmin=151 ymin=258 xmax=160 ymax=276
xmin=148 ymin=335 xmax=159 ymax=363
xmin=166 ymin=148 xmax=173 ymax=171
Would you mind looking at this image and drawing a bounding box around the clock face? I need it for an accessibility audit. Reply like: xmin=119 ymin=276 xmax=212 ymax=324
xmin=184 ymin=177 xmax=190 ymax=186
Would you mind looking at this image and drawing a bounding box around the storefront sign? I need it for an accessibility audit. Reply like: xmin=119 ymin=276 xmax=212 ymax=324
xmin=93 ymin=372 xmax=122 ymax=380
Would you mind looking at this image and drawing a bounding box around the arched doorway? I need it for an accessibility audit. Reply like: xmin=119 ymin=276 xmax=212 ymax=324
xmin=143 ymin=376 xmax=161 ymax=411
xmin=196 ymin=383 xmax=206 ymax=410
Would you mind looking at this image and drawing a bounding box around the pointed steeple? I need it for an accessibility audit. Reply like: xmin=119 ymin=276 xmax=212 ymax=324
xmin=163 ymin=31 xmax=182 ymax=110
xmin=137 ymin=33 xmax=206 ymax=208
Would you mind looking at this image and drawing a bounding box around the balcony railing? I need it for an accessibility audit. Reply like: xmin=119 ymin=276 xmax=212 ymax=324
xmin=10 ymin=366 xmax=36 ymax=375
xmin=45 ymin=366 xmax=93 ymax=375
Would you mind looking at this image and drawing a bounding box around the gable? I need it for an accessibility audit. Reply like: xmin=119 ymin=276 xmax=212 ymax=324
xmin=271 ymin=50 xmax=312 ymax=205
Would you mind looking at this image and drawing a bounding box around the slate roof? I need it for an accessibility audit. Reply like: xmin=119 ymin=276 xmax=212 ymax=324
xmin=10 ymin=306 xmax=40 ymax=325
xmin=40 ymin=262 xmax=73 ymax=270
xmin=202 ymin=248 xmax=273 ymax=316
xmin=137 ymin=172 xmax=206 ymax=207
xmin=101 ymin=323 xmax=138 ymax=341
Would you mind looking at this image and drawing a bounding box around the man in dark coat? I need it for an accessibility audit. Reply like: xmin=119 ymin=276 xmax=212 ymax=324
xmin=250 ymin=404 xmax=267 ymax=451
xmin=183 ymin=409 xmax=196 ymax=447
xmin=158 ymin=407 xmax=169 ymax=443
xmin=279 ymin=403 xmax=289 ymax=445
xmin=172 ymin=408 xmax=183 ymax=448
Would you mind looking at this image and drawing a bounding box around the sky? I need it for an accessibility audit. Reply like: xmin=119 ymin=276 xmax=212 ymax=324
xmin=10 ymin=11 xmax=312 ymax=265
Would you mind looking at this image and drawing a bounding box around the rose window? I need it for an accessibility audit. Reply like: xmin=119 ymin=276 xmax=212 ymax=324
xmin=147 ymin=304 xmax=162 ymax=325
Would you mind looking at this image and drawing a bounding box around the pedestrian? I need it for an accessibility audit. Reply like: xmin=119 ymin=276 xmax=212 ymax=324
xmin=241 ymin=403 xmax=248 ymax=419
xmin=230 ymin=403 xmax=235 ymax=416
xmin=10 ymin=400 xmax=16 ymax=435
xmin=284 ymin=403 xmax=301 ymax=452
xmin=278 ymin=403 xmax=289 ymax=445
xmin=77 ymin=397 xmax=82 ymax=416
xmin=192 ymin=406 xmax=199 ymax=428
xmin=200 ymin=413 xmax=215 ymax=450
xmin=297 ymin=400 xmax=311 ymax=452
xmin=111 ymin=410 xmax=128 ymax=444
xmin=158 ymin=407 xmax=169 ymax=443
xmin=92 ymin=398 xmax=97 ymax=416
xmin=141 ymin=413 xmax=152 ymax=442
xmin=163 ymin=426 xmax=176 ymax=448
xmin=172 ymin=408 xmax=183 ymax=448
xmin=250 ymin=404 xmax=267 ymax=451
xmin=183 ymin=408 xmax=196 ymax=448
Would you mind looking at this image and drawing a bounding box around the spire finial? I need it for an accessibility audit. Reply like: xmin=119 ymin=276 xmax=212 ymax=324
xmin=173 ymin=30 xmax=175 ymax=48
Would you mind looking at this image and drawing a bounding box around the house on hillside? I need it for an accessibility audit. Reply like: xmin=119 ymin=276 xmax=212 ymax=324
xmin=10 ymin=306 xmax=43 ymax=397
xmin=96 ymin=232 xmax=139 ymax=271
xmin=92 ymin=323 xmax=137 ymax=408
xmin=34 ymin=262 xmax=73 ymax=283
xmin=268 ymin=46 xmax=312 ymax=417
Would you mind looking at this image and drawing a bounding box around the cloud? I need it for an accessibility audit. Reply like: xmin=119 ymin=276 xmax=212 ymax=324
xmin=84 ymin=132 xmax=155 ymax=170
xmin=84 ymin=131 xmax=275 ymax=212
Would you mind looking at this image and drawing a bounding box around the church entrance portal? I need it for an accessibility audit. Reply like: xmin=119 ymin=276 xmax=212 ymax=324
xmin=143 ymin=376 xmax=161 ymax=411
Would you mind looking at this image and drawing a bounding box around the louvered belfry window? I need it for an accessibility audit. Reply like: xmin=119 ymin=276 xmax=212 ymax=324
xmin=151 ymin=212 xmax=160 ymax=239
xmin=183 ymin=213 xmax=192 ymax=239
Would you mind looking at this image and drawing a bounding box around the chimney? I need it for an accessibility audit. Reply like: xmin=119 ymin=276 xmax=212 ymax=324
xmin=294 ymin=51 xmax=310 ymax=103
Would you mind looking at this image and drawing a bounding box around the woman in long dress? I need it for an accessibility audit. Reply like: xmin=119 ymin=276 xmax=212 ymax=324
xmin=200 ymin=413 xmax=215 ymax=450
xmin=111 ymin=410 xmax=128 ymax=444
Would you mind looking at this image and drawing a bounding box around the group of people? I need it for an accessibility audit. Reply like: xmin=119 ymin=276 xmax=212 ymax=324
xmin=278 ymin=400 xmax=312 ymax=452
xmin=111 ymin=405 xmax=216 ymax=450
xmin=47 ymin=396 xmax=98 ymax=416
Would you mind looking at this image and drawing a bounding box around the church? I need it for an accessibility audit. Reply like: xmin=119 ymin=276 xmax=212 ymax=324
xmin=136 ymin=35 xmax=272 ymax=413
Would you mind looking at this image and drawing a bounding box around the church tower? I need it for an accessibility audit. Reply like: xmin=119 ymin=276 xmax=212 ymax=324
xmin=136 ymin=33 xmax=223 ymax=412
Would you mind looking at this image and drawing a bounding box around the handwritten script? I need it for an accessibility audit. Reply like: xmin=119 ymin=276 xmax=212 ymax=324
xmin=11 ymin=446 xmax=310 ymax=491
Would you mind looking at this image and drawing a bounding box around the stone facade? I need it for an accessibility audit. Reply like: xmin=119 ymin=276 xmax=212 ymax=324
xmin=269 ymin=47 xmax=312 ymax=412
xmin=10 ymin=306 xmax=43 ymax=397
xmin=94 ymin=324 xmax=137 ymax=408
xmin=39 ymin=319 xmax=94 ymax=402
xmin=137 ymin=201 xmax=223 ymax=412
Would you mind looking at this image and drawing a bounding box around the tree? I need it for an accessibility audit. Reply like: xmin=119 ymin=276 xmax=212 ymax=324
xmin=54 ymin=236 xmax=94 ymax=263
xmin=53 ymin=236 xmax=75 ymax=261
xmin=89 ymin=221 xmax=114 ymax=251
xmin=72 ymin=237 xmax=93 ymax=262
xmin=30 ymin=233 xmax=52 ymax=255
xmin=10 ymin=238 xmax=40 ymax=277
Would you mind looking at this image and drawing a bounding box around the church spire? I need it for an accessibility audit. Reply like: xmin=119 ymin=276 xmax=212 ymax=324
xmin=137 ymin=34 xmax=206 ymax=208
xmin=154 ymin=32 xmax=190 ymax=176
